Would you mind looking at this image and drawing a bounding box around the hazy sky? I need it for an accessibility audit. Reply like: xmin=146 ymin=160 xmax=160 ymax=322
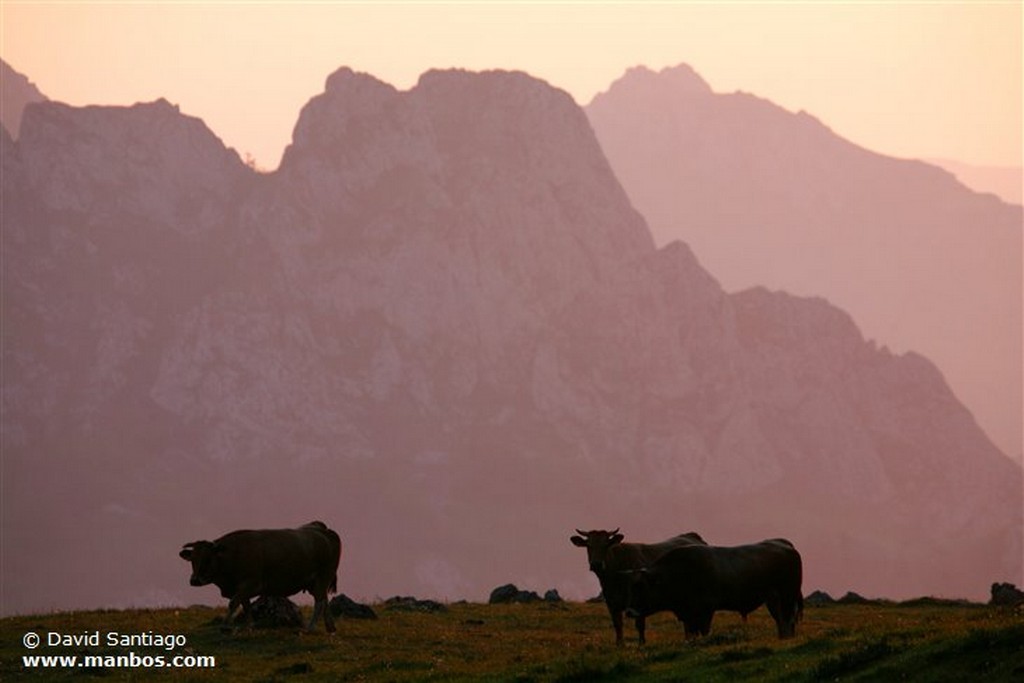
xmin=2 ymin=2 xmax=1021 ymax=171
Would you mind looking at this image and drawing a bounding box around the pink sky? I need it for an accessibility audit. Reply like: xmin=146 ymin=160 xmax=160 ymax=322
xmin=2 ymin=2 xmax=1021 ymax=171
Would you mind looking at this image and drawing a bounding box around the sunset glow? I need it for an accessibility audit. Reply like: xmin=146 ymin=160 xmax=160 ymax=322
xmin=3 ymin=2 xmax=1020 ymax=170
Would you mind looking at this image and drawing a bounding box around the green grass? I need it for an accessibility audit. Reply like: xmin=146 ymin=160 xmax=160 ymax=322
xmin=3 ymin=601 xmax=1022 ymax=681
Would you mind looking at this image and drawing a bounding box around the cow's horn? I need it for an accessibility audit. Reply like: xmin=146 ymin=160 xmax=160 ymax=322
xmin=574 ymin=529 xmax=589 ymax=537
xmin=610 ymin=528 xmax=620 ymax=535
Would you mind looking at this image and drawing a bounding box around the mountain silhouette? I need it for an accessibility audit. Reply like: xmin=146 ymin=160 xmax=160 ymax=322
xmin=586 ymin=64 xmax=1022 ymax=462
xmin=2 ymin=66 xmax=1020 ymax=615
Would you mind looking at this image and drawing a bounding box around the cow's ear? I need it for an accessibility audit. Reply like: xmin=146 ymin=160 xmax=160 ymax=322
xmin=570 ymin=536 xmax=587 ymax=547
xmin=610 ymin=533 xmax=624 ymax=546
xmin=179 ymin=546 xmax=194 ymax=561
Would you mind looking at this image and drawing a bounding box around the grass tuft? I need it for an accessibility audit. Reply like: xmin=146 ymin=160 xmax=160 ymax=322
xmin=720 ymin=646 xmax=774 ymax=662
xmin=812 ymin=635 xmax=898 ymax=680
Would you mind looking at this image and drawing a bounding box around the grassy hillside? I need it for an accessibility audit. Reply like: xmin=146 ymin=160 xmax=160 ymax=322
xmin=3 ymin=600 xmax=1021 ymax=681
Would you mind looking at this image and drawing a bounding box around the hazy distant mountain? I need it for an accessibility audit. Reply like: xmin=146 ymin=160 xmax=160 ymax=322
xmin=928 ymin=158 xmax=1022 ymax=206
xmin=586 ymin=64 xmax=1022 ymax=462
xmin=1 ymin=59 xmax=47 ymax=138
xmin=2 ymin=67 xmax=1020 ymax=616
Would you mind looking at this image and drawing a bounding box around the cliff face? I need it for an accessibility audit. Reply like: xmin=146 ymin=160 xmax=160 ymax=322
xmin=1 ymin=59 xmax=47 ymax=138
xmin=2 ymin=67 xmax=1019 ymax=615
xmin=586 ymin=64 xmax=1023 ymax=463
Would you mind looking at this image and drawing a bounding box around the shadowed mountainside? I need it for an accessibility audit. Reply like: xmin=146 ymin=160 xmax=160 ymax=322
xmin=586 ymin=64 xmax=1022 ymax=462
xmin=2 ymin=66 xmax=1020 ymax=615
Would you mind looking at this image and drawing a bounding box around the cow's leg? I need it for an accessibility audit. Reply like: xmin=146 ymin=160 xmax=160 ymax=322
xmin=238 ymin=598 xmax=254 ymax=629
xmin=322 ymin=598 xmax=336 ymax=633
xmin=696 ymin=609 xmax=714 ymax=637
xmin=308 ymin=599 xmax=323 ymax=632
xmin=609 ymin=606 xmax=625 ymax=646
xmin=635 ymin=615 xmax=646 ymax=646
xmin=766 ymin=593 xmax=787 ymax=638
xmin=678 ymin=612 xmax=699 ymax=640
xmin=223 ymin=601 xmax=240 ymax=630
xmin=776 ymin=593 xmax=798 ymax=639
xmin=224 ymin=596 xmax=252 ymax=631
xmin=308 ymin=590 xmax=336 ymax=633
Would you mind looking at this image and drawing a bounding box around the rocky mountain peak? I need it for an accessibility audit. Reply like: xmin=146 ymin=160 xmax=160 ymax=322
xmin=275 ymin=66 xmax=653 ymax=310
xmin=1 ymin=59 xmax=47 ymax=138
xmin=594 ymin=64 xmax=713 ymax=105
xmin=16 ymin=98 xmax=247 ymax=231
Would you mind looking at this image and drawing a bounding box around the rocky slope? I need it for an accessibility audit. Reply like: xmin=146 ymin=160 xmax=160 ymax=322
xmin=2 ymin=67 xmax=1020 ymax=615
xmin=587 ymin=64 xmax=1023 ymax=462
xmin=1 ymin=59 xmax=47 ymax=138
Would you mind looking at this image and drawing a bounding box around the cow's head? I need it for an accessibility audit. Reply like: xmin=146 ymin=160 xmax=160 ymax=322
xmin=622 ymin=567 xmax=650 ymax=618
xmin=570 ymin=528 xmax=624 ymax=573
xmin=179 ymin=541 xmax=221 ymax=587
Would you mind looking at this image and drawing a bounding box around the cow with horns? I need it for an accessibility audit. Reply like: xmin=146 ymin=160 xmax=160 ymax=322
xmin=570 ymin=528 xmax=706 ymax=645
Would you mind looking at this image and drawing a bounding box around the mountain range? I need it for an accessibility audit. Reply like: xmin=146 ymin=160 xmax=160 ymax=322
xmin=586 ymin=64 xmax=1022 ymax=462
xmin=2 ymin=61 xmax=1020 ymax=615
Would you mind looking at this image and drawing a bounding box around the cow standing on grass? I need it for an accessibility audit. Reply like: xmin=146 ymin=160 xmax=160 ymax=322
xmin=570 ymin=528 xmax=707 ymax=645
xmin=179 ymin=521 xmax=342 ymax=633
xmin=624 ymin=538 xmax=804 ymax=640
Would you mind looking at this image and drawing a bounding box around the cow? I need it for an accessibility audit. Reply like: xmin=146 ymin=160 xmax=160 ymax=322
xmin=570 ymin=528 xmax=707 ymax=645
xmin=623 ymin=538 xmax=803 ymax=640
xmin=179 ymin=521 xmax=342 ymax=633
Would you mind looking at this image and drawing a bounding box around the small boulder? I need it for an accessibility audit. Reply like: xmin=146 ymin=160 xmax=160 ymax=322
xmin=329 ymin=593 xmax=378 ymax=620
xmin=383 ymin=596 xmax=448 ymax=613
xmin=251 ymin=596 xmax=303 ymax=629
xmin=805 ymin=590 xmax=835 ymax=606
xmin=489 ymin=584 xmax=521 ymax=604
xmin=990 ymin=582 xmax=1024 ymax=607
xmin=489 ymin=583 xmax=542 ymax=604
xmin=837 ymin=591 xmax=873 ymax=605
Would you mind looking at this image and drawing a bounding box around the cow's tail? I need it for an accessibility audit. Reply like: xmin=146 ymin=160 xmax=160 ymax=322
xmin=329 ymin=533 xmax=342 ymax=595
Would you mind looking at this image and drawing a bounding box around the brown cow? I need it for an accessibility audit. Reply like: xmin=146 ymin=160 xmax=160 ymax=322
xmin=624 ymin=538 xmax=804 ymax=640
xmin=179 ymin=521 xmax=342 ymax=632
xmin=570 ymin=528 xmax=707 ymax=645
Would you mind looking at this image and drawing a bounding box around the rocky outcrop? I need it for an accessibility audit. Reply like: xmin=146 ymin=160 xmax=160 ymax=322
xmin=1 ymin=67 xmax=1020 ymax=616
xmin=990 ymin=583 xmax=1024 ymax=607
xmin=250 ymin=596 xmax=304 ymax=629
xmin=329 ymin=594 xmax=378 ymax=619
xmin=489 ymin=584 xmax=542 ymax=604
xmin=1 ymin=59 xmax=47 ymax=138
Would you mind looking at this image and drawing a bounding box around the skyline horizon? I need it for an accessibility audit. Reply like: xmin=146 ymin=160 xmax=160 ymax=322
xmin=2 ymin=2 xmax=1019 ymax=171
xmin=6 ymin=57 xmax=1022 ymax=208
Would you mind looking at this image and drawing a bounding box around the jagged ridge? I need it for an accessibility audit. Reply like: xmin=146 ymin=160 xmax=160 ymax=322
xmin=2 ymin=67 xmax=1019 ymax=614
